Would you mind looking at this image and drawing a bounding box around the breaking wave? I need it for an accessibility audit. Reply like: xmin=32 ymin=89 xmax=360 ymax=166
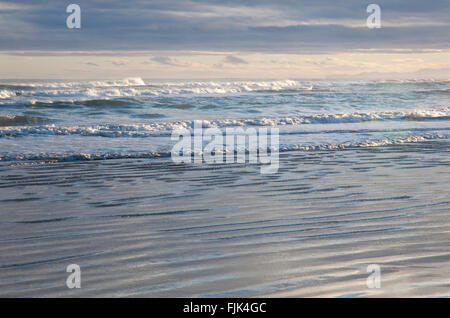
xmin=0 ymin=79 xmax=330 ymax=102
xmin=0 ymin=108 xmax=448 ymax=137
xmin=0 ymin=133 xmax=447 ymax=163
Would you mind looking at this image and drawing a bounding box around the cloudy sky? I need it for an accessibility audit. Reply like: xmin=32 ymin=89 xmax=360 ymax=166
xmin=0 ymin=0 xmax=449 ymax=79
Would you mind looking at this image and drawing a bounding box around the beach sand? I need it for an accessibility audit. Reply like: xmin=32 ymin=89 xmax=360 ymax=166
xmin=1 ymin=140 xmax=449 ymax=297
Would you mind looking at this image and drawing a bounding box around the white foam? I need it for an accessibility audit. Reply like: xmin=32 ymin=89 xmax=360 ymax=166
xmin=280 ymin=134 xmax=447 ymax=151
xmin=0 ymin=133 xmax=446 ymax=163
xmin=12 ymin=77 xmax=146 ymax=89
xmin=1 ymin=79 xmax=448 ymax=104
xmin=0 ymin=90 xmax=15 ymax=99
xmin=0 ymin=108 xmax=449 ymax=138
xmin=0 ymin=79 xmax=327 ymax=102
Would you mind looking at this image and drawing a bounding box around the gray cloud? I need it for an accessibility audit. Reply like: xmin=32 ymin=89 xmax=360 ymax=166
xmin=108 ymin=59 xmax=129 ymax=66
xmin=151 ymin=56 xmax=181 ymax=66
xmin=0 ymin=0 xmax=448 ymax=52
xmin=223 ymin=56 xmax=248 ymax=64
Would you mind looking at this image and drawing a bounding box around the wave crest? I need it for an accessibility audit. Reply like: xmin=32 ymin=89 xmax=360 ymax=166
xmin=0 ymin=134 xmax=447 ymax=163
xmin=0 ymin=108 xmax=448 ymax=136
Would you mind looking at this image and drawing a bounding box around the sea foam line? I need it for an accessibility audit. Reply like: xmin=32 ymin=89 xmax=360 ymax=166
xmin=0 ymin=108 xmax=449 ymax=138
xmin=1 ymin=133 xmax=447 ymax=163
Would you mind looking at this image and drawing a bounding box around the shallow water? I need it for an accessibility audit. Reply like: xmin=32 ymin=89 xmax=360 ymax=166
xmin=0 ymin=79 xmax=449 ymax=297
xmin=0 ymin=144 xmax=449 ymax=297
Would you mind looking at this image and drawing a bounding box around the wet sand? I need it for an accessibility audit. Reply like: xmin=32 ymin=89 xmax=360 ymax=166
xmin=0 ymin=141 xmax=449 ymax=297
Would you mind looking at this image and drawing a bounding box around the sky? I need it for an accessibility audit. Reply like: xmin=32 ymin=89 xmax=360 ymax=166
xmin=0 ymin=0 xmax=449 ymax=79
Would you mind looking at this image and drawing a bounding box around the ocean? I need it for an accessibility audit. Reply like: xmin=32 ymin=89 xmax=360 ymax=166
xmin=0 ymin=78 xmax=449 ymax=297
